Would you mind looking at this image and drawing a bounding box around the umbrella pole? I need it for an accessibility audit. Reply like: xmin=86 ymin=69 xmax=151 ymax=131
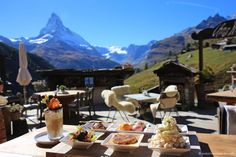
xmin=23 ymin=86 xmax=27 ymax=104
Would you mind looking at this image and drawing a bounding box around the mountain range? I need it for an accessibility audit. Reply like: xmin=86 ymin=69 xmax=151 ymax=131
xmin=95 ymin=13 xmax=232 ymax=67
xmin=94 ymin=40 xmax=156 ymax=64
xmin=144 ymin=14 xmax=227 ymax=65
xmin=0 ymin=12 xmax=235 ymax=69
xmin=0 ymin=13 xmax=118 ymax=69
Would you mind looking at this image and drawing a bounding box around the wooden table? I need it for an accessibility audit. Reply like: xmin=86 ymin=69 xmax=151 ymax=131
xmin=197 ymin=133 xmax=236 ymax=157
xmin=124 ymin=93 xmax=160 ymax=118
xmin=34 ymin=90 xmax=85 ymax=121
xmin=206 ymin=90 xmax=236 ymax=105
xmin=0 ymin=125 xmax=236 ymax=157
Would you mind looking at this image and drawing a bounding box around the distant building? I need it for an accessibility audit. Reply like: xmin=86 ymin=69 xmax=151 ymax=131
xmin=37 ymin=68 xmax=134 ymax=104
xmin=223 ymin=44 xmax=236 ymax=51
xmin=211 ymin=39 xmax=227 ymax=49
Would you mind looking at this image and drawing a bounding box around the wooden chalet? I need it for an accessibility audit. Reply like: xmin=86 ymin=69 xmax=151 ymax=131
xmin=153 ymin=60 xmax=198 ymax=110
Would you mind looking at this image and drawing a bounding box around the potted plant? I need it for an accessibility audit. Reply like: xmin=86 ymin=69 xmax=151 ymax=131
xmin=59 ymin=85 xmax=68 ymax=94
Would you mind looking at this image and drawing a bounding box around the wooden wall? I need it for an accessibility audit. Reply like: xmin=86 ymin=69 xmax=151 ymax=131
xmin=0 ymin=109 xmax=7 ymax=144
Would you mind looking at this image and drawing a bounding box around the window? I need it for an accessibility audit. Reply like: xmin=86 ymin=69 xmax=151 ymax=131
xmin=84 ymin=77 xmax=94 ymax=87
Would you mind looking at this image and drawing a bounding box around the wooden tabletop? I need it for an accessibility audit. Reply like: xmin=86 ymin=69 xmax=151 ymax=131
xmin=206 ymin=90 xmax=236 ymax=104
xmin=34 ymin=90 xmax=85 ymax=98
xmin=197 ymin=133 xmax=236 ymax=157
xmin=0 ymin=125 xmax=76 ymax=157
xmin=0 ymin=125 xmax=236 ymax=157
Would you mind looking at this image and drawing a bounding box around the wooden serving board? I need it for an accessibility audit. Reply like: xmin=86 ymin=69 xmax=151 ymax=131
xmin=46 ymin=132 xmax=202 ymax=157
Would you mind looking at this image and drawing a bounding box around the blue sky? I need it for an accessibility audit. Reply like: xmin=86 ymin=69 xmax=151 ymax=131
xmin=0 ymin=0 xmax=235 ymax=47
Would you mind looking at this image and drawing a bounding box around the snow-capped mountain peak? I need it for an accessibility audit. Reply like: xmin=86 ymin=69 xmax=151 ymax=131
xmin=39 ymin=13 xmax=65 ymax=35
xmin=0 ymin=13 xmax=117 ymax=69
xmin=33 ymin=13 xmax=99 ymax=56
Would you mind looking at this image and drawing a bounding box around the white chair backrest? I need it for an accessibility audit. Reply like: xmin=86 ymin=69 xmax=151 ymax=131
xmin=163 ymin=85 xmax=178 ymax=97
xmin=159 ymin=85 xmax=179 ymax=109
xmin=160 ymin=95 xmax=179 ymax=109
xmin=101 ymin=90 xmax=116 ymax=107
xmin=111 ymin=85 xmax=130 ymax=101
xmin=101 ymin=89 xmax=135 ymax=113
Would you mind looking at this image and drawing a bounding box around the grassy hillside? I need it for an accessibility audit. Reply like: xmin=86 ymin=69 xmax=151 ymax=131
xmin=125 ymin=64 xmax=160 ymax=93
xmin=125 ymin=47 xmax=236 ymax=93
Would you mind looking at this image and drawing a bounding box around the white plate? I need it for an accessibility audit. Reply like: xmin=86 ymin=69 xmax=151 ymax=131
xmin=148 ymin=135 xmax=190 ymax=154
xmin=60 ymin=132 xmax=104 ymax=149
xmin=101 ymin=133 xmax=144 ymax=152
xmin=156 ymin=124 xmax=188 ymax=133
xmin=34 ymin=131 xmax=68 ymax=145
xmin=84 ymin=121 xmax=113 ymax=132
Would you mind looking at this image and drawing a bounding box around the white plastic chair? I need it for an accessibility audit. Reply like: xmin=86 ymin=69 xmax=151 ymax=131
xmin=150 ymin=85 xmax=180 ymax=123
xmin=101 ymin=90 xmax=135 ymax=122
xmin=111 ymin=85 xmax=140 ymax=108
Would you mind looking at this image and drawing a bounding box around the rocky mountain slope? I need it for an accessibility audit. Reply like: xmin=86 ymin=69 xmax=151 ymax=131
xmin=95 ymin=14 xmax=229 ymax=67
xmin=145 ymin=14 xmax=227 ymax=65
xmin=0 ymin=13 xmax=118 ymax=69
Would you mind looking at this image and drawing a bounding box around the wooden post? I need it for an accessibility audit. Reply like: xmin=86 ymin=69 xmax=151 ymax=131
xmin=199 ymin=40 xmax=203 ymax=72
xmin=191 ymin=19 xmax=236 ymax=107
xmin=198 ymin=40 xmax=205 ymax=108
xmin=0 ymin=55 xmax=6 ymax=84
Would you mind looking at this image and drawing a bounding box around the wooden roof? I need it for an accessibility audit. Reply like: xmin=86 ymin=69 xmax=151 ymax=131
xmin=37 ymin=68 xmax=134 ymax=77
xmin=153 ymin=60 xmax=198 ymax=77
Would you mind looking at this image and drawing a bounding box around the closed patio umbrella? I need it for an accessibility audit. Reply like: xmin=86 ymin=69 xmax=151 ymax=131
xmin=16 ymin=42 xmax=32 ymax=104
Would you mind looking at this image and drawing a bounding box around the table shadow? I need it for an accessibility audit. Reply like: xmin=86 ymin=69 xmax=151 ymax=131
xmin=199 ymin=142 xmax=213 ymax=157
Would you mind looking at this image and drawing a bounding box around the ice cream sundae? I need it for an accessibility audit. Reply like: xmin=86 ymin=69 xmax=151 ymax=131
xmin=149 ymin=116 xmax=187 ymax=149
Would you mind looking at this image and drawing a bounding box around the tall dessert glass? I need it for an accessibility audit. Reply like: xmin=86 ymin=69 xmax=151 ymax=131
xmin=44 ymin=107 xmax=63 ymax=140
